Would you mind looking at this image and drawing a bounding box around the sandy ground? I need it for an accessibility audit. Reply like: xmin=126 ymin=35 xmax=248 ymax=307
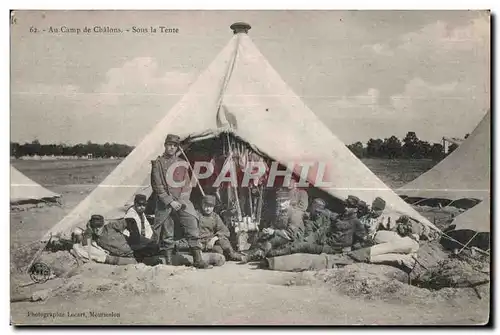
xmin=10 ymin=261 xmax=490 ymax=325
xmin=10 ymin=159 xmax=490 ymax=325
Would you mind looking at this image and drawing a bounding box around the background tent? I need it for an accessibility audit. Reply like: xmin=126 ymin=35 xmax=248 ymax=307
xmin=440 ymin=198 xmax=490 ymax=251
xmin=398 ymin=110 xmax=490 ymax=209
xmin=10 ymin=166 xmax=61 ymax=205
xmin=44 ymin=22 xmax=437 ymax=241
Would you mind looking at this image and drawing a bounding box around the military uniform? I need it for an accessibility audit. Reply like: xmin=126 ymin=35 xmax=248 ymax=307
xmin=151 ymin=152 xmax=200 ymax=251
xmin=243 ymin=206 xmax=305 ymax=262
xmin=175 ymin=195 xmax=243 ymax=261
xmin=150 ymin=134 xmax=210 ymax=269
xmin=289 ymin=188 xmax=309 ymax=212
xmin=268 ymin=208 xmax=368 ymax=258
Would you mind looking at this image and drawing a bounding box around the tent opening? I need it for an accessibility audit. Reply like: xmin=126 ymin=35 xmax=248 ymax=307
xmin=144 ymin=132 xmax=348 ymax=229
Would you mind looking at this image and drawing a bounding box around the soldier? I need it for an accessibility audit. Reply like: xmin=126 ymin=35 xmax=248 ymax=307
xmin=303 ymin=198 xmax=338 ymax=239
xmin=151 ymin=134 xmax=210 ymax=269
xmin=241 ymin=189 xmax=305 ymax=263
xmin=196 ymin=195 xmax=244 ymax=261
xmin=83 ymin=214 xmax=134 ymax=258
xmin=288 ymin=177 xmax=309 ymax=213
xmin=359 ymin=197 xmax=388 ymax=237
xmin=267 ymin=200 xmax=368 ymax=257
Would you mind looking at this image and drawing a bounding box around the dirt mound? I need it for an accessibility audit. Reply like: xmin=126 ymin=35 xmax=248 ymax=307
xmin=307 ymin=262 xmax=487 ymax=306
xmin=414 ymin=257 xmax=489 ymax=295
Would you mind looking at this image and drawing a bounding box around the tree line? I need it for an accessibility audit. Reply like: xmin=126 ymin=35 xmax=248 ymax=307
xmin=11 ymin=131 xmax=467 ymax=160
xmin=347 ymin=131 xmax=466 ymax=160
xmin=10 ymin=140 xmax=134 ymax=158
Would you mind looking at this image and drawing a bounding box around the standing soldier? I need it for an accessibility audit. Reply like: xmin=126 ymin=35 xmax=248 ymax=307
xmin=151 ymin=134 xmax=210 ymax=269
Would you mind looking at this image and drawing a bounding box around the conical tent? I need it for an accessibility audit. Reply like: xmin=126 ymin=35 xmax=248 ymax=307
xmin=10 ymin=166 xmax=61 ymax=205
xmin=453 ymin=197 xmax=490 ymax=233
xmin=44 ymin=23 xmax=437 ymax=240
xmin=440 ymin=198 xmax=490 ymax=251
xmin=397 ymin=110 xmax=490 ymax=207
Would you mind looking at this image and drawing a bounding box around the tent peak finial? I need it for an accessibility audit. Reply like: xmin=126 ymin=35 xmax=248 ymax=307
xmin=230 ymin=22 xmax=251 ymax=34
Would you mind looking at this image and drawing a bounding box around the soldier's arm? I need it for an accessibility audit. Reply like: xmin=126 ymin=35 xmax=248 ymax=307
xmin=82 ymin=225 xmax=93 ymax=246
xmin=151 ymin=159 xmax=174 ymax=206
xmin=179 ymin=162 xmax=193 ymax=202
xmin=107 ymin=219 xmax=128 ymax=232
xmin=296 ymin=190 xmax=309 ymax=212
xmin=214 ymin=214 xmax=230 ymax=238
xmin=275 ymin=210 xmax=303 ymax=240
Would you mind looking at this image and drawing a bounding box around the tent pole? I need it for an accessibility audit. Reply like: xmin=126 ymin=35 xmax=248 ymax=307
xmin=457 ymin=231 xmax=479 ymax=255
xmin=178 ymin=146 xmax=205 ymax=197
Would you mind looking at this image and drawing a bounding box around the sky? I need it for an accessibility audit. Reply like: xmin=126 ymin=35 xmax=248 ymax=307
xmin=10 ymin=10 xmax=490 ymax=146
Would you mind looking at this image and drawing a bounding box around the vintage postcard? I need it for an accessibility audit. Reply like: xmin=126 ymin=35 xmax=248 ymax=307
xmin=10 ymin=10 xmax=490 ymax=325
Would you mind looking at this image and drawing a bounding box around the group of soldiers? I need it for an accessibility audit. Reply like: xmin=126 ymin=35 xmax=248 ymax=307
xmin=81 ymin=133 xmax=421 ymax=269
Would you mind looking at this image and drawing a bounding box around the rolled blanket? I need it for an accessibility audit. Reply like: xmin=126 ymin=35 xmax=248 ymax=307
xmin=266 ymin=253 xmax=353 ymax=272
xmin=173 ymin=252 xmax=226 ymax=267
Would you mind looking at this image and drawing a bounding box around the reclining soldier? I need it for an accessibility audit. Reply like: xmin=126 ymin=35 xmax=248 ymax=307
xmin=267 ymin=198 xmax=368 ymax=258
xmin=241 ymin=188 xmax=305 ymax=263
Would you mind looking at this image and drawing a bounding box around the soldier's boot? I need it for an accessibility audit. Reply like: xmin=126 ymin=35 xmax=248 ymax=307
xmin=240 ymin=248 xmax=265 ymax=264
xmin=267 ymin=245 xmax=294 ymax=257
xmin=227 ymin=248 xmax=244 ymax=261
xmin=191 ymin=248 xmax=212 ymax=269
xmin=321 ymin=245 xmax=343 ymax=255
xmin=159 ymin=249 xmax=174 ymax=265
xmin=215 ymin=237 xmax=244 ymax=261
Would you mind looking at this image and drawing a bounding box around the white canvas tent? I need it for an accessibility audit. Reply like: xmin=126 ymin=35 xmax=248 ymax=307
xmin=10 ymin=166 xmax=61 ymax=205
xmin=43 ymin=22 xmax=437 ymax=241
xmin=453 ymin=197 xmax=490 ymax=233
xmin=441 ymin=197 xmax=490 ymax=251
xmin=397 ymin=110 xmax=490 ymax=208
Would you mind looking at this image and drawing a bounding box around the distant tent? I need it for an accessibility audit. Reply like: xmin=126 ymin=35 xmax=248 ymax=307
xmin=43 ymin=22 xmax=437 ymax=241
xmin=398 ymin=110 xmax=490 ymax=209
xmin=10 ymin=166 xmax=61 ymax=205
xmin=440 ymin=198 xmax=490 ymax=251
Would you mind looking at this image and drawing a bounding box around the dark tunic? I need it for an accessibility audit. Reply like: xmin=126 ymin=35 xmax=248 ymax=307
xmin=151 ymin=153 xmax=200 ymax=250
xmin=198 ymin=211 xmax=230 ymax=242
xmin=83 ymin=219 xmax=134 ymax=257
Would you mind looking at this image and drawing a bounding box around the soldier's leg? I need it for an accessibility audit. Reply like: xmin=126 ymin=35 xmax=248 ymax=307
xmin=264 ymin=235 xmax=291 ymax=254
xmin=177 ymin=211 xmax=210 ymax=269
xmin=154 ymin=203 xmax=175 ymax=264
xmin=211 ymin=245 xmax=224 ymax=255
xmin=174 ymin=238 xmax=190 ymax=252
xmin=241 ymin=235 xmax=289 ymax=263
xmin=216 ymin=236 xmax=243 ymax=261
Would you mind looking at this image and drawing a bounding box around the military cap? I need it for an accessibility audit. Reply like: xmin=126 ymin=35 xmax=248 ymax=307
xmin=164 ymin=134 xmax=181 ymax=145
xmin=276 ymin=188 xmax=290 ymax=201
xmin=202 ymin=195 xmax=216 ymax=206
xmin=346 ymin=195 xmax=360 ymax=208
xmin=311 ymin=198 xmax=326 ymax=207
xmin=89 ymin=214 xmax=105 ymax=228
xmin=134 ymin=194 xmax=147 ymax=205
xmin=372 ymin=197 xmax=386 ymax=211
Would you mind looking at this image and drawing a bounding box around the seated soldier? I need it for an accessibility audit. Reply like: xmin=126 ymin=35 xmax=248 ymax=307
xmin=357 ymin=200 xmax=369 ymax=218
xmin=358 ymin=197 xmax=390 ymax=238
xmin=123 ymin=194 xmax=158 ymax=256
xmin=267 ymin=199 xmax=367 ymax=257
xmin=83 ymin=213 xmax=158 ymax=263
xmin=288 ymin=177 xmax=309 ymax=213
xmin=241 ymin=188 xmax=305 ymax=263
xmin=344 ymin=195 xmax=369 ymax=219
xmin=175 ymin=195 xmax=244 ymax=261
xmin=83 ymin=214 xmax=134 ymax=258
xmin=303 ymin=198 xmax=338 ymax=239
